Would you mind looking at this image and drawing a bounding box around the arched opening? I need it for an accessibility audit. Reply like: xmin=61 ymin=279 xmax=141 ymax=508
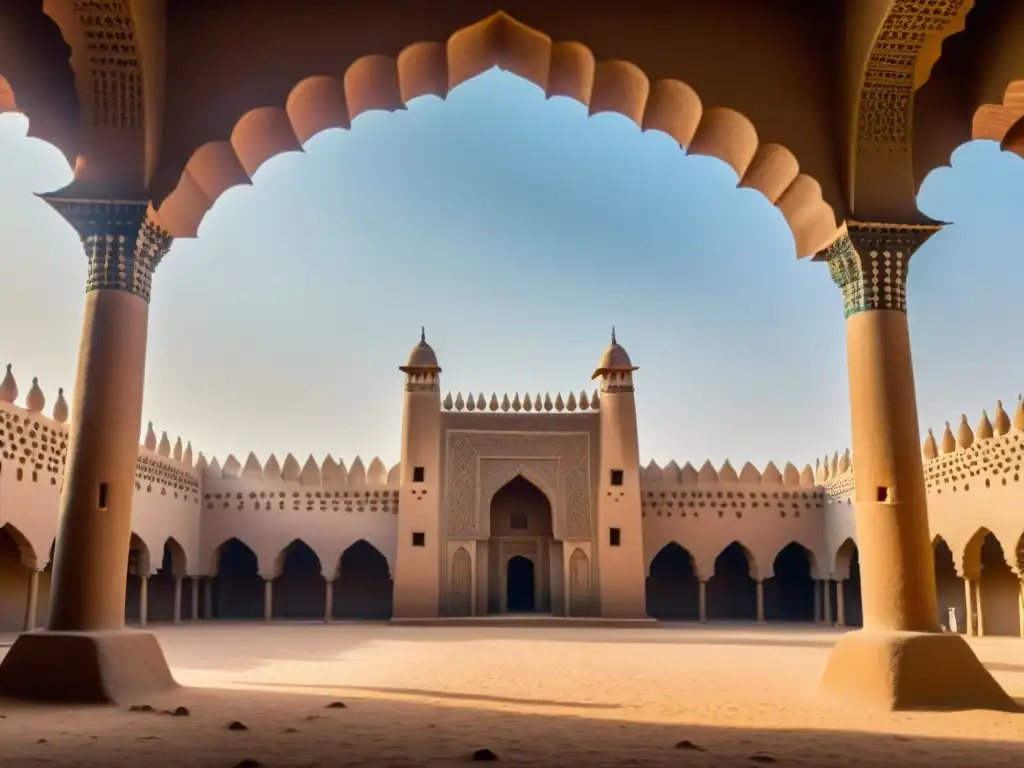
xmin=0 ymin=524 xmax=33 ymax=632
xmin=212 ymin=538 xmax=263 ymax=620
xmin=707 ymin=541 xmax=757 ymax=621
xmin=765 ymin=542 xmax=815 ymax=622
xmin=645 ymin=542 xmax=700 ymax=620
xmin=333 ymin=540 xmax=392 ymax=620
xmin=841 ymin=543 xmax=863 ymax=627
xmin=506 ymin=555 xmax=536 ymax=612
xmin=273 ymin=539 xmax=325 ymax=620
xmin=124 ymin=532 xmax=150 ymax=624
xmin=488 ymin=474 xmax=554 ymax=615
xmin=976 ymin=533 xmax=1020 ymax=637
xmin=147 ymin=538 xmax=188 ymax=623
xmin=933 ymin=537 xmax=965 ymax=632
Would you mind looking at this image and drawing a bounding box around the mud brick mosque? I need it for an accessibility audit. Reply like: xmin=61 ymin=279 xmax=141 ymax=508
xmin=2 ymin=332 xmax=1022 ymax=639
xmin=2 ymin=2 xmax=1024 ymax=711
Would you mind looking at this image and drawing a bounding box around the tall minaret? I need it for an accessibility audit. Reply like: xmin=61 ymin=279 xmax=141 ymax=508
xmin=392 ymin=328 xmax=443 ymax=618
xmin=592 ymin=328 xmax=647 ymax=619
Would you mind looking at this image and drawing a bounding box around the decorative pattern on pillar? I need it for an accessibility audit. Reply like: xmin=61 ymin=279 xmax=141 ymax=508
xmin=47 ymin=200 xmax=172 ymax=303
xmin=823 ymin=221 xmax=938 ymax=317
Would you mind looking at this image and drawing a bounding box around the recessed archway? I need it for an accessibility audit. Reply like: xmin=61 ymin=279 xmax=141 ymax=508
xmin=147 ymin=537 xmax=189 ymax=624
xmin=0 ymin=523 xmax=34 ymax=632
xmin=933 ymin=536 xmax=965 ymax=632
xmin=765 ymin=542 xmax=815 ymax=622
xmin=969 ymin=531 xmax=1020 ymax=637
xmin=707 ymin=541 xmax=757 ymax=621
xmin=123 ymin=532 xmax=151 ymax=625
xmin=488 ymin=474 xmax=554 ymax=615
xmin=211 ymin=537 xmax=264 ymax=621
xmin=333 ymin=540 xmax=392 ymax=620
xmin=645 ymin=542 xmax=700 ymax=620
xmin=153 ymin=13 xmax=839 ymax=259
xmin=273 ymin=539 xmax=325 ymax=621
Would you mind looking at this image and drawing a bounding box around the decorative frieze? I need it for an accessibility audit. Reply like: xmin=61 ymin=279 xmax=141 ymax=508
xmin=47 ymin=199 xmax=172 ymax=303
xmin=823 ymin=221 xmax=940 ymax=317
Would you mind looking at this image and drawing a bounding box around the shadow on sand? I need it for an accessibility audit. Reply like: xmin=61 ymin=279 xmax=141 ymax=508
xmin=0 ymin=684 xmax=1021 ymax=767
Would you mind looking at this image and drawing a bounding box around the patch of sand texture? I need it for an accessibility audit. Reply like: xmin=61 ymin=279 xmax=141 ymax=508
xmin=0 ymin=623 xmax=1022 ymax=766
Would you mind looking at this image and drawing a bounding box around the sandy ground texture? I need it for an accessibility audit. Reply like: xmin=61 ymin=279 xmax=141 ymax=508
xmin=0 ymin=622 xmax=1023 ymax=767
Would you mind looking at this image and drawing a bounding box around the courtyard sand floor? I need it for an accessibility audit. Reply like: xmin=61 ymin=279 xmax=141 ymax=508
xmin=0 ymin=623 xmax=1023 ymax=766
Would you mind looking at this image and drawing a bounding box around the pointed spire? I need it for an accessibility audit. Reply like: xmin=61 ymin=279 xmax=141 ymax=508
xmin=241 ymin=452 xmax=263 ymax=479
xmin=454 ymin=392 xmax=465 ymax=410
xmin=543 ymin=393 xmax=553 ymax=412
xmin=565 ymin=391 xmax=576 ymax=411
xmin=299 ymin=455 xmax=321 ymax=486
xmin=1014 ymin=395 xmax=1024 ymax=431
xmin=838 ymin=448 xmax=851 ymax=474
xmin=799 ymin=465 xmax=815 ymax=486
xmin=183 ymin=442 xmax=193 ymax=467
xmin=993 ymin=400 xmax=1011 ymax=436
xmin=761 ymin=461 xmax=782 ymax=483
xmin=0 ymin=364 xmax=17 ymax=403
xmin=348 ymin=456 xmax=366 ymax=485
xmin=443 ymin=391 xmax=453 ymax=410
xmin=367 ymin=456 xmax=387 ymax=484
xmin=783 ymin=462 xmax=801 ymax=485
xmin=940 ymin=421 xmax=956 ymax=454
xmin=511 ymin=392 xmax=522 ymax=412
xmin=172 ymin=437 xmax=183 ymax=462
xmin=975 ymin=410 xmax=993 ymax=441
xmin=420 ymin=326 xmax=426 ymax=344
xmin=157 ymin=431 xmax=172 ymax=457
xmin=955 ymin=414 xmax=974 ymax=450
xmin=591 ymin=389 xmax=600 ymax=409
xmin=144 ymin=422 xmax=157 ymax=451
xmin=611 ymin=326 xmax=617 ymax=344
xmin=263 ymin=454 xmax=282 ymax=481
xmin=578 ymin=390 xmax=589 ymax=410
xmin=523 ymin=392 xmax=533 ymax=412
xmin=25 ymin=377 xmax=45 ymax=413
xmin=533 ymin=393 xmax=542 ymax=411
xmin=52 ymin=388 xmax=69 ymax=424
xmin=923 ymin=429 xmax=938 ymax=461
xmin=489 ymin=393 xmax=499 ymax=411
xmin=465 ymin=391 xmax=475 ymax=411
xmin=281 ymin=454 xmax=301 ymax=482
xmin=500 ymin=393 xmax=511 ymax=411
xmin=476 ymin=393 xmax=486 ymax=410
xmin=222 ymin=454 xmax=242 ymax=478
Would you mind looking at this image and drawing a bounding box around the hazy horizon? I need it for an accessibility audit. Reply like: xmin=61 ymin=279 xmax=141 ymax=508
xmin=1 ymin=69 xmax=1022 ymax=472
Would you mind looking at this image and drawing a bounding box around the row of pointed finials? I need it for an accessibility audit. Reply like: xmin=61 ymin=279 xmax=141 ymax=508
xmin=643 ymin=458 xmax=820 ymax=486
xmin=198 ymin=452 xmax=394 ymax=486
xmin=443 ymin=390 xmax=600 ymax=413
xmin=923 ymin=397 xmax=1024 ymax=459
xmin=0 ymin=365 xmax=69 ymax=424
xmin=141 ymin=422 xmax=196 ymax=466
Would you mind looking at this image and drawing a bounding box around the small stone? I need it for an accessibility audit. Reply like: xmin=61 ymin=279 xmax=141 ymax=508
xmin=283 ymin=727 xmax=299 ymax=733
xmin=325 ymin=701 xmax=347 ymax=709
xmin=750 ymin=754 xmax=777 ymax=763
xmin=470 ymin=748 xmax=500 ymax=761
xmin=674 ymin=740 xmax=705 ymax=751
xmin=129 ymin=704 xmax=155 ymax=712
xmin=231 ymin=761 xmax=265 ymax=768
xmin=227 ymin=721 xmax=249 ymax=731
xmin=302 ymin=714 xmax=320 ymax=721
xmin=171 ymin=706 xmax=190 ymax=717
xmin=37 ymin=738 xmax=47 ymax=743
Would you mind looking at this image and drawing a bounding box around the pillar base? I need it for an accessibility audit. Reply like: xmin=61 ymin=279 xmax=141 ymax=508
xmin=820 ymin=629 xmax=1018 ymax=712
xmin=0 ymin=630 xmax=177 ymax=704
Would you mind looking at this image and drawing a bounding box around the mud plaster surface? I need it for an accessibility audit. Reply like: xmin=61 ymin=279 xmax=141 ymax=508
xmin=1 ymin=623 xmax=1022 ymax=766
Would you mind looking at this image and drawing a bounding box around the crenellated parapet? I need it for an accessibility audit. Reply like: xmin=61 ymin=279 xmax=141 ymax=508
xmin=442 ymin=390 xmax=600 ymax=413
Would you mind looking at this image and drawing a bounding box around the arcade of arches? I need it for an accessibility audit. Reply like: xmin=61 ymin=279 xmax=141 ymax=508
xmin=3 ymin=518 xmax=1020 ymax=635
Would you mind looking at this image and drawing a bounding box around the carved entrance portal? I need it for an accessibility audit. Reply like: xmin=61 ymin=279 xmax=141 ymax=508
xmin=488 ymin=475 xmax=553 ymax=614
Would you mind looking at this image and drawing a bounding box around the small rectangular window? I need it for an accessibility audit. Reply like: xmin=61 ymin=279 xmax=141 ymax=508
xmin=876 ymin=486 xmax=890 ymax=502
xmin=413 ymin=466 xmax=425 ymax=483
xmin=98 ymin=482 xmax=109 ymax=510
xmin=609 ymin=527 xmax=621 ymax=547
xmin=412 ymin=532 xmax=426 ymax=547
xmin=610 ymin=469 xmax=624 ymax=486
xmin=510 ymin=514 xmax=528 ymax=530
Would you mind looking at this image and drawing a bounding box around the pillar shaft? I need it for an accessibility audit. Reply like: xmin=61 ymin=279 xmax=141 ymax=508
xmin=836 ymin=579 xmax=847 ymax=627
xmin=325 ymin=579 xmax=334 ymax=623
xmin=191 ymin=577 xmax=200 ymax=620
xmin=45 ymin=201 xmax=171 ymax=632
xmin=173 ymin=578 xmax=183 ymax=624
xmin=698 ymin=580 xmax=707 ymax=623
xmin=23 ymin=568 xmax=40 ymax=632
xmin=263 ymin=579 xmax=273 ymax=622
xmin=974 ymin=579 xmax=985 ymax=637
xmin=964 ymin=578 xmax=975 ymax=636
xmin=1017 ymin=579 xmax=1023 ymax=639
xmin=204 ymin=578 xmax=213 ymax=619
xmin=138 ymin=575 xmax=148 ymax=627
xmin=755 ymin=580 xmax=765 ymax=623
xmin=826 ymin=224 xmax=940 ymax=633
xmin=823 ymin=579 xmax=833 ymax=624
xmin=814 ymin=580 xmax=823 ymax=623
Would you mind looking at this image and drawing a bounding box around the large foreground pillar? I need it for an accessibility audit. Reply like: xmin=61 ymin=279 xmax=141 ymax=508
xmin=0 ymin=200 xmax=177 ymax=703
xmin=818 ymin=222 xmax=1015 ymax=711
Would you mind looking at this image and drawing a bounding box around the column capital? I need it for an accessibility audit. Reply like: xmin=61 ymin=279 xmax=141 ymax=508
xmin=819 ymin=220 xmax=942 ymax=318
xmin=46 ymin=198 xmax=172 ymax=304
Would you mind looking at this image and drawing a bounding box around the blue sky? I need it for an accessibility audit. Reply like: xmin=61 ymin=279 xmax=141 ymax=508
xmin=0 ymin=69 xmax=1021 ymax=470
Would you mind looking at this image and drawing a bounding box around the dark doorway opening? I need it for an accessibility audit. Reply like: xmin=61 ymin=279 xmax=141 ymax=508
xmin=506 ymin=555 xmax=536 ymax=612
xmin=333 ymin=540 xmax=393 ymax=619
xmin=707 ymin=541 xmax=757 ymax=620
xmin=213 ymin=538 xmax=263 ymax=620
xmin=765 ymin=542 xmax=815 ymax=621
xmin=646 ymin=542 xmax=700 ymax=620
xmin=273 ymin=539 xmax=325 ymax=620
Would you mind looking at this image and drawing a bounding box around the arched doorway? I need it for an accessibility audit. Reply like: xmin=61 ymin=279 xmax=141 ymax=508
xmin=148 ymin=538 xmax=188 ymax=623
xmin=933 ymin=537 xmax=965 ymax=631
xmin=765 ymin=542 xmax=815 ymax=622
xmin=831 ymin=538 xmax=863 ymax=627
xmin=0 ymin=524 xmax=34 ymax=632
xmin=842 ymin=544 xmax=863 ymax=627
xmin=333 ymin=540 xmax=392 ymax=620
xmin=273 ymin=539 xmax=325 ymax=620
xmin=212 ymin=538 xmax=263 ymax=620
xmin=488 ymin=475 xmax=554 ymax=615
xmin=976 ymin=533 xmax=1020 ymax=637
xmin=124 ymin=532 xmax=150 ymax=624
xmin=707 ymin=541 xmax=757 ymax=621
xmin=646 ymin=542 xmax=700 ymax=620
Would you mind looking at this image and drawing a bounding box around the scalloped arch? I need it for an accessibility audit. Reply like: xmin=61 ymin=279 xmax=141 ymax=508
xmin=0 ymin=521 xmax=37 ymax=568
xmin=972 ymin=80 xmax=1024 ymax=157
xmin=155 ymin=11 xmax=838 ymax=258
